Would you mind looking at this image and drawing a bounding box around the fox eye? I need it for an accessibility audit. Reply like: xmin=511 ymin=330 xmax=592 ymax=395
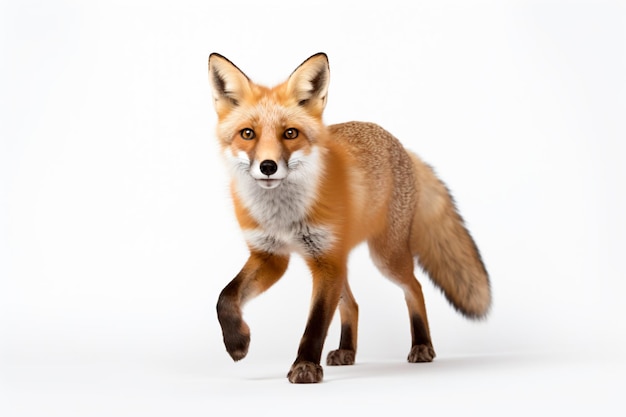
xmin=240 ymin=128 xmax=255 ymax=140
xmin=283 ymin=128 xmax=299 ymax=140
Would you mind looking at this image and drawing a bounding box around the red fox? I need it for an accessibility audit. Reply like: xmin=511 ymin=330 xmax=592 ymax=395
xmin=208 ymin=53 xmax=491 ymax=383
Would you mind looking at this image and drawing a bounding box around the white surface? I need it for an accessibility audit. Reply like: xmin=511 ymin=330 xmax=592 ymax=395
xmin=1 ymin=0 xmax=625 ymax=414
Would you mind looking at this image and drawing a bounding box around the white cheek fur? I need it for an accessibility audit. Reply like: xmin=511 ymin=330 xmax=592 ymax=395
xmin=222 ymin=148 xmax=251 ymax=177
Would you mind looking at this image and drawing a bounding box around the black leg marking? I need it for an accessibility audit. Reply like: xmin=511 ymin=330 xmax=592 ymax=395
xmin=410 ymin=314 xmax=431 ymax=346
xmin=408 ymin=314 xmax=435 ymax=363
xmin=295 ymin=300 xmax=328 ymax=365
xmin=216 ymin=279 xmax=250 ymax=361
xmin=326 ymin=324 xmax=356 ymax=366
xmin=289 ymin=300 xmax=332 ymax=383
xmin=338 ymin=324 xmax=354 ymax=351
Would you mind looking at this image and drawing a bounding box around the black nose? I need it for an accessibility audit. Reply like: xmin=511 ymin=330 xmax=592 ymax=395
xmin=259 ymin=160 xmax=278 ymax=176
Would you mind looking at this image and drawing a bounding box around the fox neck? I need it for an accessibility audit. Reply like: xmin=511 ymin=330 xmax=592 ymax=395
xmin=233 ymin=146 xmax=324 ymax=232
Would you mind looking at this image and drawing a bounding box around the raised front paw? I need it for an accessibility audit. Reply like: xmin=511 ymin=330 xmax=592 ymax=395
xmin=326 ymin=349 xmax=355 ymax=366
xmin=407 ymin=344 xmax=436 ymax=363
xmin=221 ymin=320 xmax=250 ymax=362
xmin=287 ymin=361 xmax=324 ymax=383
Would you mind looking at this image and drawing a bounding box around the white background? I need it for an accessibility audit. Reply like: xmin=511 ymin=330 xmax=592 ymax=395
xmin=1 ymin=0 xmax=625 ymax=414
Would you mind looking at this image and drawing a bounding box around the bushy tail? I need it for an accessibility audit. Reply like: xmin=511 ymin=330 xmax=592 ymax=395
xmin=408 ymin=153 xmax=491 ymax=319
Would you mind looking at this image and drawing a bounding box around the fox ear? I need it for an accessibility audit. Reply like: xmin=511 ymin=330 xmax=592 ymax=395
xmin=286 ymin=53 xmax=330 ymax=114
xmin=208 ymin=53 xmax=252 ymax=114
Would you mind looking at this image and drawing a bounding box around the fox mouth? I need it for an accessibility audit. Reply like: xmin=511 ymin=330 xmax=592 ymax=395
xmin=256 ymin=178 xmax=282 ymax=189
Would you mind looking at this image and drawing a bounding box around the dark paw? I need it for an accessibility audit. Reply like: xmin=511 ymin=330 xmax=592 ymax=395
xmin=222 ymin=321 xmax=250 ymax=361
xmin=326 ymin=349 xmax=355 ymax=366
xmin=287 ymin=361 xmax=324 ymax=383
xmin=407 ymin=344 xmax=436 ymax=363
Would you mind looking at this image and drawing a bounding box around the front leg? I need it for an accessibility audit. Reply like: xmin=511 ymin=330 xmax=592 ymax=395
xmin=326 ymin=280 xmax=358 ymax=366
xmin=217 ymin=251 xmax=289 ymax=361
xmin=288 ymin=256 xmax=346 ymax=383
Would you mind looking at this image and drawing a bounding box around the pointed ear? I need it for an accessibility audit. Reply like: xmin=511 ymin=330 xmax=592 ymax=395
xmin=208 ymin=53 xmax=253 ymax=115
xmin=286 ymin=53 xmax=330 ymax=114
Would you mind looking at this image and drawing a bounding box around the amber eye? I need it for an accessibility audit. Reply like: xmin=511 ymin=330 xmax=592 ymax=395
xmin=283 ymin=128 xmax=299 ymax=140
xmin=240 ymin=128 xmax=255 ymax=140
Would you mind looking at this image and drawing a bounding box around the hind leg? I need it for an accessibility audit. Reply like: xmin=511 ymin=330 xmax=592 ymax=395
xmin=369 ymin=239 xmax=436 ymax=363
xmin=326 ymin=281 xmax=358 ymax=366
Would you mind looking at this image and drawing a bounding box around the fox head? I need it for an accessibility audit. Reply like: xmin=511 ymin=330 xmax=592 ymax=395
xmin=208 ymin=53 xmax=330 ymax=190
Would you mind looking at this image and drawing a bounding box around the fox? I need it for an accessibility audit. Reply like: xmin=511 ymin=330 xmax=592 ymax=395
xmin=208 ymin=52 xmax=491 ymax=384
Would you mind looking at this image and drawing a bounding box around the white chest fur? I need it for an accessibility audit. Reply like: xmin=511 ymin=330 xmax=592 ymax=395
xmin=230 ymin=148 xmax=334 ymax=257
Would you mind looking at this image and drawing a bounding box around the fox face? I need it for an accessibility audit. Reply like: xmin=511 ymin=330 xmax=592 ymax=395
xmin=222 ymin=115 xmax=317 ymax=190
xmin=209 ymin=53 xmax=330 ymax=191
